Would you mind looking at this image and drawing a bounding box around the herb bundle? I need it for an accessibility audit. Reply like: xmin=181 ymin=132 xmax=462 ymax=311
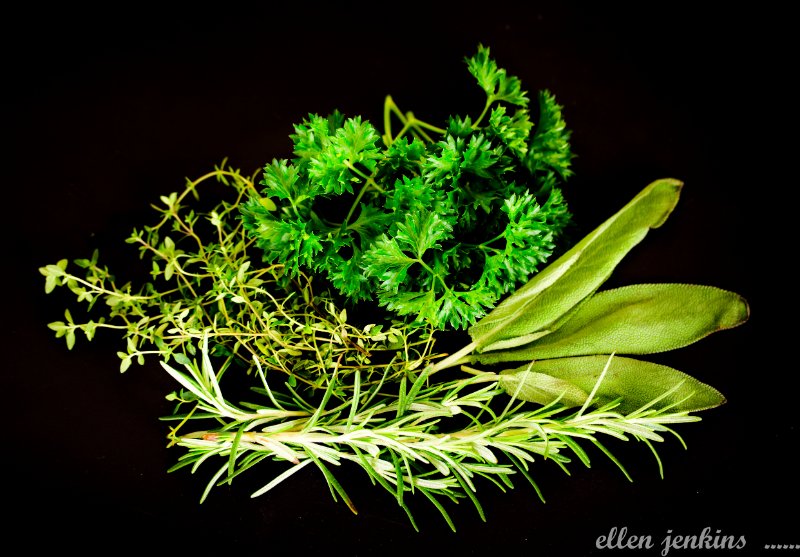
xmin=40 ymin=46 xmax=748 ymax=531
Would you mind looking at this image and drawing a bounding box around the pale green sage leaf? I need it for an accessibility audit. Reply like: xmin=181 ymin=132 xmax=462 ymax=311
xmin=474 ymin=284 xmax=749 ymax=363
xmin=502 ymin=355 xmax=725 ymax=413
xmin=499 ymin=368 xmax=589 ymax=407
xmin=470 ymin=178 xmax=683 ymax=352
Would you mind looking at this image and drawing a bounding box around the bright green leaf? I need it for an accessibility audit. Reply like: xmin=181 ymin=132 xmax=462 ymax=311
xmin=44 ymin=273 xmax=58 ymax=293
xmin=466 ymin=44 xmax=529 ymax=107
xmin=47 ymin=321 xmax=65 ymax=335
xmin=527 ymin=90 xmax=573 ymax=180
xmin=260 ymin=159 xmax=301 ymax=201
xmin=173 ymin=352 xmax=191 ymax=366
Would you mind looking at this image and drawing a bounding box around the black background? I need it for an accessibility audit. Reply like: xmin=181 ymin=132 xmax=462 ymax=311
xmin=5 ymin=3 xmax=797 ymax=554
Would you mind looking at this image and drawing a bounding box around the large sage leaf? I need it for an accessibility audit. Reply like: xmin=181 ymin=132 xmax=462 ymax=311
xmin=473 ymin=284 xmax=749 ymax=364
xmin=499 ymin=356 xmax=725 ymax=413
xmin=470 ymin=179 xmax=683 ymax=353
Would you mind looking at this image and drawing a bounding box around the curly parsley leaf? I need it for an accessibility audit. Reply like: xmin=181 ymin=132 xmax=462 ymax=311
xmin=467 ymin=44 xmax=529 ymax=108
xmin=291 ymin=112 xmax=345 ymax=169
xmin=489 ymin=106 xmax=533 ymax=158
xmin=260 ymin=159 xmax=307 ymax=201
xmin=239 ymin=208 xmax=323 ymax=276
xmin=326 ymin=248 xmax=371 ymax=301
xmin=242 ymin=45 xmax=575 ymax=330
xmin=306 ymin=116 xmax=382 ymax=195
xmin=527 ymin=90 xmax=574 ymax=182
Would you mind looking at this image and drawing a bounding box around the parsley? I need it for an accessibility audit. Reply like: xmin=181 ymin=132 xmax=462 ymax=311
xmin=240 ymin=45 xmax=574 ymax=330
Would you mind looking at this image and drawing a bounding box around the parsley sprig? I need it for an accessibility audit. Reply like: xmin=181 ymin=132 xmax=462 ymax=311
xmin=240 ymin=45 xmax=574 ymax=330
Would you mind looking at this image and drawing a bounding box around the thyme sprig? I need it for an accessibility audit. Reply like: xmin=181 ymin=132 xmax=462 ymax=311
xmin=40 ymin=163 xmax=437 ymax=388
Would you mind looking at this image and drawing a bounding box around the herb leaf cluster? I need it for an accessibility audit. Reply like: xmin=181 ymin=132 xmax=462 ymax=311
xmin=240 ymin=45 xmax=574 ymax=330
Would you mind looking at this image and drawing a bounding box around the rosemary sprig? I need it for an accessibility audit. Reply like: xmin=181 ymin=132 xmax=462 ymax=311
xmin=163 ymin=337 xmax=699 ymax=531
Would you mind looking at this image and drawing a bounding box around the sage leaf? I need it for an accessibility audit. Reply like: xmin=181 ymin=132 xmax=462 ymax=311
xmin=470 ymin=179 xmax=683 ymax=352
xmin=499 ymin=368 xmax=589 ymax=407
xmin=500 ymin=356 xmax=725 ymax=414
xmin=473 ymin=284 xmax=750 ymax=364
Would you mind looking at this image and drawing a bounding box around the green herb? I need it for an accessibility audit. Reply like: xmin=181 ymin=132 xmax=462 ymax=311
xmin=39 ymin=47 xmax=749 ymax=531
xmin=240 ymin=44 xmax=573 ymax=330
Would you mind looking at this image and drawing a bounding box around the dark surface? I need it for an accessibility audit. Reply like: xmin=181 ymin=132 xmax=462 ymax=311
xmin=6 ymin=4 xmax=796 ymax=554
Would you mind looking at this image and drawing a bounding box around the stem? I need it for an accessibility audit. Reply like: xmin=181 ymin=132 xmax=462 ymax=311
xmin=405 ymin=112 xmax=436 ymax=143
xmin=182 ymin=168 xmax=259 ymax=203
xmin=430 ymin=341 xmax=478 ymax=373
xmin=459 ymin=365 xmax=497 ymax=378
xmin=152 ymin=168 xmax=257 ymax=230
xmin=343 ymin=174 xmax=373 ymax=225
xmin=415 ymin=259 xmax=451 ymax=294
xmin=383 ymin=95 xmax=445 ymax=147
xmin=473 ymin=98 xmax=493 ymax=128
xmin=461 ymin=230 xmax=506 ymax=251
xmin=340 ymin=162 xmax=387 ymax=229
xmin=60 ymin=272 xmax=157 ymax=302
xmin=384 ymin=95 xmax=396 ymax=145
xmin=412 ymin=117 xmax=447 ymax=135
